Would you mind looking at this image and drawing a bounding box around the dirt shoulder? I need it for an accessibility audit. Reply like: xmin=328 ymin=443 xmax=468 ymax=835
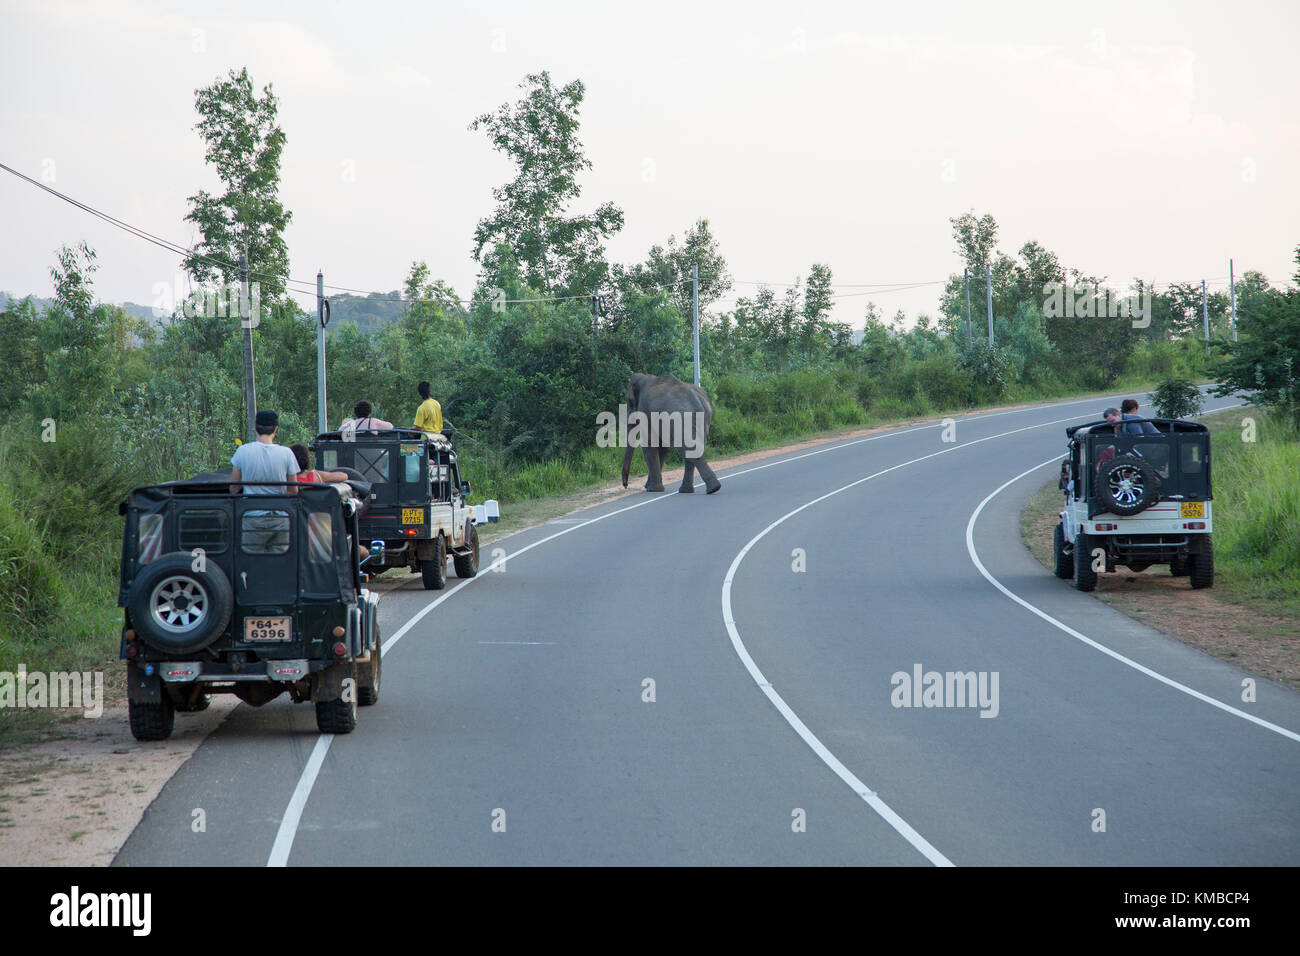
xmin=0 ymin=386 xmax=1162 ymax=866
xmin=1021 ymin=478 xmax=1300 ymax=693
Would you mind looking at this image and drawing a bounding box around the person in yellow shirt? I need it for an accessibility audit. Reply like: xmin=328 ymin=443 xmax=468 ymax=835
xmin=414 ymin=380 xmax=443 ymax=436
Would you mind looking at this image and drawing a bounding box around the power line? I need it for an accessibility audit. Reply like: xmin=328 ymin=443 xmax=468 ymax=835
xmin=0 ymin=161 xmax=650 ymax=308
xmin=0 ymin=161 xmax=1254 ymax=316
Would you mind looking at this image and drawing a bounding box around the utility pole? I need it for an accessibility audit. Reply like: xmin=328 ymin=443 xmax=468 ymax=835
xmin=693 ymin=262 xmax=700 ymax=386
xmin=985 ymin=263 xmax=994 ymax=348
xmin=316 ymin=269 xmax=328 ymax=434
xmin=964 ymin=267 xmax=972 ymax=343
xmin=591 ymin=290 xmax=600 ymax=335
xmin=1229 ymin=258 xmax=1237 ymax=342
xmin=1202 ymin=278 xmax=1209 ymax=355
xmin=240 ymin=247 xmax=257 ymax=442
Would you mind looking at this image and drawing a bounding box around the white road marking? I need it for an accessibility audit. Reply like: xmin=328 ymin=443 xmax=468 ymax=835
xmin=479 ymin=641 xmax=556 ymax=645
xmin=267 ymin=735 xmax=332 ymax=867
xmin=719 ymin=410 xmax=1120 ymax=867
xmin=267 ymin=391 xmax=1223 ymax=865
xmin=964 ymin=413 xmax=1300 ymax=745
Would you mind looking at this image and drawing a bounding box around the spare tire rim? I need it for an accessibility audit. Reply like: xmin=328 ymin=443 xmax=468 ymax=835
xmin=149 ymin=576 xmax=209 ymax=633
xmin=1108 ymin=465 xmax=1145 ymax=506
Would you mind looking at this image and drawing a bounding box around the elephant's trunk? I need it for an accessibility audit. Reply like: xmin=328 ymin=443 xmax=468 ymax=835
xmin=621 ymin=443 xmax=634 ymax=488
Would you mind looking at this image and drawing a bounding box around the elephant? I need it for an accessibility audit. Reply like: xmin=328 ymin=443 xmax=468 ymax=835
xmin=620 ymin=373 xmax=722 ymax=494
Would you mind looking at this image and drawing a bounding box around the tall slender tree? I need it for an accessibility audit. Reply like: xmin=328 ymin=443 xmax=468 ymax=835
xmin=470 ymin=72 xmax=623 ymax=297
xmin=184 ymin=67 xmax=292 ymax=302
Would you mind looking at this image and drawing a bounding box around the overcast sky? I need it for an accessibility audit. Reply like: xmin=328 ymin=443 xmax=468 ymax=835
xmin=3 ymin=0 xmax=1297 ymax=327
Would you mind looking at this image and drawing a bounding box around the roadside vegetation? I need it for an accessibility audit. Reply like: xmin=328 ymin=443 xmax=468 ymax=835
xmin=3 ymin=66 xmax=1296 ymax=739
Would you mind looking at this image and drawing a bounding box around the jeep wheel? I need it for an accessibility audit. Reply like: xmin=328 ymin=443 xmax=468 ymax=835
xmin=421 ymin=536 xmax=446 ymax=590
xmin=128 ymin=553 xmax=233 ymax=654
xmin=316 ymin=694 xmax=358 ymax=734
xmin=1169 ymin=555 xmax=1191 ymax=577
xmin=1189 ymin=538 xmax=1214 ymax=589
xmin=1073 ymin=531 xmax=1098 ymax=592
xmin=129 ymin=694 xmax=175 ymax=741
xmin=1096 ymin=455 xmax=1159 ymax=516
xmin=358 ymin=624 xmax=381 ymax=706
xmin=453 ymin=522 xmax=479 ymax=578
xmin=1053 ymin=523 xmax=1073 ymax=579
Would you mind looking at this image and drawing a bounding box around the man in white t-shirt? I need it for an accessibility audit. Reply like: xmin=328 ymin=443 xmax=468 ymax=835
xmin=230 ymin=410 xmax=299 ymax=553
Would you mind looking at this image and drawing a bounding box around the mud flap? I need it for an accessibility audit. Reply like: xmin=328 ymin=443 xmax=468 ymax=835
xmin=311 ymin=661 xmax=353 ymax=703
xmin=127 ymin=662 xmax=162 ymax=704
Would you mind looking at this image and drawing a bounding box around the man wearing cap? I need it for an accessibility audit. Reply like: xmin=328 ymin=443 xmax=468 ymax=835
xmin=231 ymin=410 xmax=299 ymax=553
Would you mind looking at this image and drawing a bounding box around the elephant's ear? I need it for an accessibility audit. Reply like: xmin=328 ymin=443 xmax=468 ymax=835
xmin=627 ymin=376 xmax=641 ymax=410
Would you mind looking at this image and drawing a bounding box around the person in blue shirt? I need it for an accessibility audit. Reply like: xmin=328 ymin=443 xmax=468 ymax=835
xmin=1120 ymin=398 xmax=1160 ymax=435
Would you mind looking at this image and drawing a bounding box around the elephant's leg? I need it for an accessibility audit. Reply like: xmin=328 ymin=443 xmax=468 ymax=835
xmin=679 ymin=456 xmax=696 ymax=493
xmin=694 ymin=456 xmax=722 ymax=494
xmin=643 ymin=445 xmax=665 ymax=492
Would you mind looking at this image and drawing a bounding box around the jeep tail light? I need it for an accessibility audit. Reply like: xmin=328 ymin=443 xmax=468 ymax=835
xmin=124 ymin=643 xmax=139 ymax=659
xmin=1183 ymin=521 xmax=1206 ymax=529
xmin=333 ymin=642 xmax=347 ymax=657
xmin=332 ymin=626 xmax=345 ymax=638
xmin=1095 ymin=523 xmax=1118 ymax=531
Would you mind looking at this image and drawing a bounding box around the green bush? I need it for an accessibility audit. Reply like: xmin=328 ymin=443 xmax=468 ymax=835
xmin=0 ymin=484 xmax=65 ymax=645
xmin=1148 ymin=379 xmax=1205 ymax=419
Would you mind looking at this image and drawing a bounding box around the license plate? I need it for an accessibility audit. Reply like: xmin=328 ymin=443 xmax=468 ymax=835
xmin=245 ymin=616 xmax=292 ymax=642
xmin=1180 ymin=502 xmax=1205 ymax=518
xmin=402 ymin=507 xmax=424 ymax=524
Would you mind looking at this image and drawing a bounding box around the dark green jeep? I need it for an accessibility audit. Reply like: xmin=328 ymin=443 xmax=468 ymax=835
xmin=117 ymin=472 xmax=381 ymax=741
xmin=310 ymin=428 xmax=480 ymax=590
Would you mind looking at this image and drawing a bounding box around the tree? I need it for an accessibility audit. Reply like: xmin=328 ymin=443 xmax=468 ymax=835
xmin=35 ymin=242 xmax=115 ymax=419
xmin=0 ymin=297 xmax=45 ymax=410
xmin=1148 ymin=379 xmax=1205 ymax=419
xmin=1213 ymin=249 xmax=1300 ymax=426
xmin=802 ymin=264 xmax=834 ymax=341
xmin=470 ymin=72 xmax=624 ymax=297
xmin=402 ymin=261 xmax=466 ymax=334
xmin=616 ymin=218 xmax=731 ymax=320
xmin=184 ymin=67 xmax=292 ymax=302
xmin=951 ymin=210 xmax=999 ymax=274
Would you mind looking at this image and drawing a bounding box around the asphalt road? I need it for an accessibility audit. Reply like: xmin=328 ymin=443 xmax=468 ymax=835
xmin=115 ymin=391 xmax=1300 ymax=866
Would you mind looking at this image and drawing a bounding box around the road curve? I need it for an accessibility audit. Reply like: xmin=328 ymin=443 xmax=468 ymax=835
xmin=114 ymin=392 xmax=1299 ymax=866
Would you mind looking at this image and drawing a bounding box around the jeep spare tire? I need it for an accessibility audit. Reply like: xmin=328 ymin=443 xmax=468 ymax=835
xmin=128 ymin=552 xmax=233 ymax=654
xmin=1096 ymin=455 xmax=1159 ymax=516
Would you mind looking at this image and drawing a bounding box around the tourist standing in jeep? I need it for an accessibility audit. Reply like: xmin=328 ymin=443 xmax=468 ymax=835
xmin=414 ymin=380 xmax=443 ymax=437
xmin=340 ymin=400 xmax=393 ymax=435
xmin=231 ymin=410 xmax=298 ymax=552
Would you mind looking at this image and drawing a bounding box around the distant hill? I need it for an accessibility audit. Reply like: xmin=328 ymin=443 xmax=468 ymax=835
xmin=0 ymin=291 xmax=54 ymax=313
xmin=2 ymin=289 xmax=410 ymax=334
xmin=321 ymin=291 xmax=408 ymax=334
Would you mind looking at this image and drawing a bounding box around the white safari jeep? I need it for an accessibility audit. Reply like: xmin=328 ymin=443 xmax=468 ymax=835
xmin=1053 ymin=418 xmax=1213 ymax=592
